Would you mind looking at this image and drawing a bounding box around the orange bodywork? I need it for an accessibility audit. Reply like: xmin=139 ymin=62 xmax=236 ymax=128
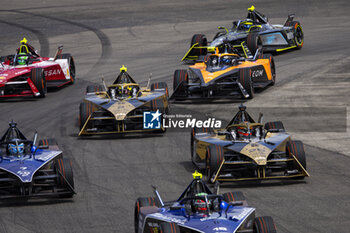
xmin=189 ymin=54 xmax=273 ymax=84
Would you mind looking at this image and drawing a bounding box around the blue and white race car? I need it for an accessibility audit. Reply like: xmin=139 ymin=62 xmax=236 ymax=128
xmin=0 ymin=121 xmax=75 ymax=199
xmin=135 ymin=171 xmax=276 ymax=233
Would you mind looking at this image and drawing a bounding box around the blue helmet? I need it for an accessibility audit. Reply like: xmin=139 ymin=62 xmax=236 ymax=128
xmin=8 ymin=140 xmax=24 ymax=155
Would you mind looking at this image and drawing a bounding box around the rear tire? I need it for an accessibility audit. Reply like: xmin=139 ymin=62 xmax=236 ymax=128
xmin=56 ymin=53 xmax=76 ymax=84
xmin=134 ymin=197 xmax=160 ymax=233
xmin=264 ymin=121 xmax=285 ymax=132
xmin=206 ymin=145 xmax=224 ymax=183
xmin=239 ymin=68 xmax=254 ymax=99
xmin=290 ymin=21 xmax=303 ymax=49
xmin=86 ymin=84 xmax=104 ymax=94
xmin=160 ymin=222 xmax=181 ymax=233
xmin=190 ymin=34 xmax=208 ymax=56
xmin=246 ymin=33 xmax=262 ymax=55
xmin=38 ymin=138 xmax=59 ymax=150
xmin=79 ymin=102 xmax=93 ymax=130
xmin=54 ymin=158 xmax=74 ymax=198
xmin=31 ymin=67 xmax=47 ymax=97
xmin=173 ymin=69 xmax=188 ymax=97
xmin=151 ymin=82 xmax=169 ymax=98
xmin=254 ymin=216 xmax=277 ymax=233
xmin=223 ymin=191 xmax=247 ymax=205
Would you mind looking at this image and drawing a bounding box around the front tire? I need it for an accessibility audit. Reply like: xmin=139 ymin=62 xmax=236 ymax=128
xmin=134 ymin=197 xmax=160 ymax=233
xmin=286 ymin=140 xmax=307 ymax=173
xmin=79 ymin=102 xmax=93 ymax=130
xmin=206 ymin=145 xmax=224 ymax=183
xmin=254 ymin=216 xmax=277 ymax=233
xmin=31 ymin=67 xmax=47 ymax=97
xmin=246 ymin=33 xmax=262 ymax=55
xmin=173 ymin=69 xmax=188 ymax=97
xmin=54 ymin=158 xmax=74 ymax=198
xmin=190 ymin=34 xmax=208 ymax=56
xmin=159 ymin=222 xmax=181 ymax=233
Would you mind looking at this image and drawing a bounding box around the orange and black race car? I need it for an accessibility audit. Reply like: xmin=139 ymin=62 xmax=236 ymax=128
xmin=170 ymin=43 xmax=275 ymax=100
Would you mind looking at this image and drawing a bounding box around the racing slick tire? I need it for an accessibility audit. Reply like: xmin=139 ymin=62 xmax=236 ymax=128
xmin=246 ymin=33 xmax=262 ymax=55
xmin=151 ymin=82 xmax=169 ymax=98
xmin=86 ymin=84 xmax=104 ymax=94
xmin=38 ymin=138 xmax=59 ymax=150
xmin=254 ymin=216 xmax=277 ymax=233
xmin=30 ymin=67 xmax=47 ymax=98
xmin=223 ymin=191 xmax=247 ymax=205
xmin=190 ymin=34 xmax=208 ymax=56
xmin=159 ymin=222 xmax=181 ymax=233
xmin=286 ymin=140 xmax=307 ymax=178
xmin=290 ymin=21 xmax=304 ymax=49
xmin=239 ymin=68 xmax=254 ymax=99
xmin=134 ymin=197 xmax=160 ymax=233
xmin=191 ymin=127 xmax=214 ymax=168
xmin=54 ymin=158 xmax=74 ymax=198
xmin=173 ymin=69 xmax=188 ymax=98
xmin=264 ymin=121 xmax=285 ymax=132
xmin=79 ymin=102 xmax=94 ymax=130
xmin=56 ymin=53 xmax=76 ymax=84
xmin=206 ymin=145 xmax=224 ymax=183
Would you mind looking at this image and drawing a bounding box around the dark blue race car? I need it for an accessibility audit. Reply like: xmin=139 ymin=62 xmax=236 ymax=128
xmin=0 ymin=121 xmax=75 ymax=200
xmin=135 ymin=171 xmax=276 ymax=233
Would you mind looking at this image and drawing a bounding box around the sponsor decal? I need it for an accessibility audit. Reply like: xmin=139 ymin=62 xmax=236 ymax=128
xmin=17 ymin=167 xmax=30 ymax=177
xmin=44 ymin=69 xmax=61 ymax=76
xmin=0 ymin=76 xmax=6 ymax=79
xmin=251 ymin=69 xmax=264 ymax=78
xmin=149 ymin=213 xmax=186 ymax=225
xmin=143 ymin=110 xmax=162 ymax=129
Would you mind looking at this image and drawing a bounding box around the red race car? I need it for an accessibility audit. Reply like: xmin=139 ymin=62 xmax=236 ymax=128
xmin=0 ymin=38 xmax=76 ymax=98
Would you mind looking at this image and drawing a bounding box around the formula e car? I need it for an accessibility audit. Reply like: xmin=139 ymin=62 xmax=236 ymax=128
xmin=79 ymin=66 xmax=169 ymax=136
xmin=0 ymin=38 xmax=75 ymax=98
xmin=171 ymin=42 xmax=275 ymax=100
xmin=0 ymin=121 xmax=75 ymax=199
xmin=183 ymin=6 xmax=303 ymax=61
xmin=191 ymin=105 xmax=309 ymax=183
xmin=135 ymin=171 xmax=277 ymax=233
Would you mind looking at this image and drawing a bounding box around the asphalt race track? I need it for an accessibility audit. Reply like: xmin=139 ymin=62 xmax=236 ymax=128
xmin=0 ymin=0 xmax=350 ymax=232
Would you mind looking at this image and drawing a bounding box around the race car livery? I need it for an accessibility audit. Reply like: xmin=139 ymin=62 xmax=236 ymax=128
xmin=183 ymin=5 xmax=303 ymax=61
xmin=0 ymin=121 xmax=75 ymax=199
xmin=135 ymin=171 xmax=277 ymax=233
xmin=191 ymin=104 xmax=309 ymax=183
xmin=0 ymin=38 xmax=76 ymax=98
xmin=79 ymin=66 xmax=169 ymax=136
xmin=172 ymin=43 xmax=275 ymax=100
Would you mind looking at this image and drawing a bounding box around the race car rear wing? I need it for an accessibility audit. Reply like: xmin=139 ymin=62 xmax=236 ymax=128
xmin=284 ymin=14 xmax=295 ymax=26
xmin=54 ymin=46 xmax=64 ymax=60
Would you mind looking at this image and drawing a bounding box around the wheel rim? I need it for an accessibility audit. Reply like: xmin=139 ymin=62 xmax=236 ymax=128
xmin=295 ymin=25 xmax=303 ymax=46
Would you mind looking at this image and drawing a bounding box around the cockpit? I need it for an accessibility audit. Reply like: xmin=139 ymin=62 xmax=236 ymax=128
xmin=108 ymin=66 xmax=141 ymax=99
xmin=206 ymin=54 xmax=240 ymax=71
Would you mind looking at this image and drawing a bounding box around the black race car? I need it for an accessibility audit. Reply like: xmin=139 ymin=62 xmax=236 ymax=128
xmin=183 ymin=5 xmax=303 ymax=61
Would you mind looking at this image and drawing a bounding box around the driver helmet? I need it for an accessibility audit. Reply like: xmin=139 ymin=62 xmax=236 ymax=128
xmin=194 ymin=192 xmax=208 ymax=213
xmin=222 ymin=56 xmax=231 ymax=65
xmin=243 ymin=19 xmax=254 ymax=29
xmin=8 ymin=139 xmax=25 ymax=156
xmin=237 ymin=122 xmax=252 ymax=139
xmin=17 ymin=53 xmax=28 ymax=65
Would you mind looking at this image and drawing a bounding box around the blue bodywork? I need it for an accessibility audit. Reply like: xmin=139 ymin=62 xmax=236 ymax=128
xmin=0 ymin=149 xmax=61 ymax=183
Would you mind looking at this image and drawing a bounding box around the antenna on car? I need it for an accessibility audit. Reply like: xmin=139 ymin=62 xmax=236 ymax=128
xmin=147 ymin=73 xmax=152 ymax=89
xmin=258 ymin=112 xmax=263 ymax=123
xmin=102 ymin=77 xmax=108 ymax=92
xmin=54 ymin=46 xmax=63 ymax=60
xmin=152 ymin=185 xmax=164 ymax=207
